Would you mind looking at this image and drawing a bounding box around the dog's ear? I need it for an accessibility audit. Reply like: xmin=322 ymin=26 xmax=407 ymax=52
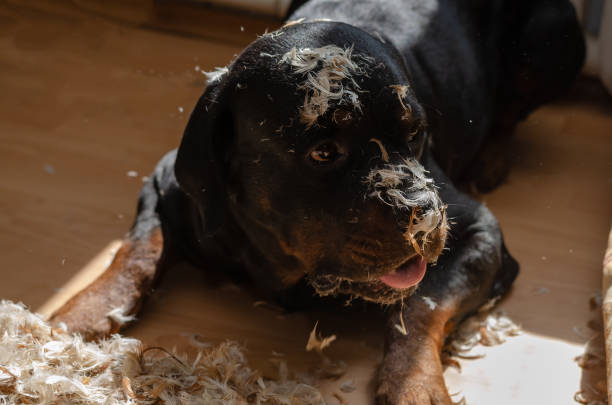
xmin=174 ymin=78 xmax=234 ymax=235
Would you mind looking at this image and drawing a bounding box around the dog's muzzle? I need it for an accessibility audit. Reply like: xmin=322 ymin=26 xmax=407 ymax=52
xmin=364 ymin=157 xmax=448 ymax=264
xmin=307 ymin=158 xmax=448 ymax=305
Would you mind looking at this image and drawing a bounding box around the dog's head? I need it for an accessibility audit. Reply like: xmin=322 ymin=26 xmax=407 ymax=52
xmin=175 ymin=21 xmax=448 ymax=305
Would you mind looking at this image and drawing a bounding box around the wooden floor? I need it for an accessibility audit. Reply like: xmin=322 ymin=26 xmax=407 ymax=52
xmin=1 ymin=1 xmax=611 ymax=404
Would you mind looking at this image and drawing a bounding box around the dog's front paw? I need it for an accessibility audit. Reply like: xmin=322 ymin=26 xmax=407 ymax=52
xmin=49 ymin=299 xmax=121 ymax=341
xmin=375 ymin=374 xmax=453 ymax=405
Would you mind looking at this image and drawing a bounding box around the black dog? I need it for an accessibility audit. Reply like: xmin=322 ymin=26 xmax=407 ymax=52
xmin=51 ymin=0 xmax=584 ymax=403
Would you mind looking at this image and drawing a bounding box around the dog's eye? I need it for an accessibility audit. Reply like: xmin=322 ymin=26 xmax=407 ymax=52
xmin=308 ymin=141 xmax=344 ymax=164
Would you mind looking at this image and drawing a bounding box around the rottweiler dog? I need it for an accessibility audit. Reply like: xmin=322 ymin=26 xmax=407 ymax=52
xmin=51 ymin=0 xmax=584 ymax=403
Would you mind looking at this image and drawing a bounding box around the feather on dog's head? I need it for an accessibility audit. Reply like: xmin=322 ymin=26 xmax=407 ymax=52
xmin=175 ymin=21 xmax=448 ymax=304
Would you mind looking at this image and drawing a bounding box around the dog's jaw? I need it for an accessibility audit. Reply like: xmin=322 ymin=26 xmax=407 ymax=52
xmin=308 ymin=272 xmax=418 ymax=306
xmin=306 ymin=158 xmax=449 ymax=306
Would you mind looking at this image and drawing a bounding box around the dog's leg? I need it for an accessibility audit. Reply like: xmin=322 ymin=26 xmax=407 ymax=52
xmin=376 ymin=298 xmax=454 ymax=405
xmin=462 ymin=0 xmax=584 ymax=193
xmin=460 ymin=129 xmax=515 ymax=193
xmin=49 ymin=172 xmax=173 ymax=341
xmin=376 ymin=158 xmax=518 ymax=405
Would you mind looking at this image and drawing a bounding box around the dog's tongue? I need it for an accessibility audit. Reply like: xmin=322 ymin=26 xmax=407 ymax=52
xmin=379 ymin=256 xmax=427 ymax=289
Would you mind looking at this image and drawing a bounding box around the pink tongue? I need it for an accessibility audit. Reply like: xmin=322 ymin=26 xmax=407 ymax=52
xmin=379 ymin=256 xmax=427 ymax=289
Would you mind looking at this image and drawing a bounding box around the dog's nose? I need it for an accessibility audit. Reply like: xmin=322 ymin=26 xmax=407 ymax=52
xmin=402 ymin=205 xmax=448 ymax=262
xmin=363 ymin=156 xmax=447 ymax=261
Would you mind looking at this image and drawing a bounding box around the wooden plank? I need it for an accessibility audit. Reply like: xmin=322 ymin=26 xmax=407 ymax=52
xmin=603 ymin=228 xmax=612 ymax=404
